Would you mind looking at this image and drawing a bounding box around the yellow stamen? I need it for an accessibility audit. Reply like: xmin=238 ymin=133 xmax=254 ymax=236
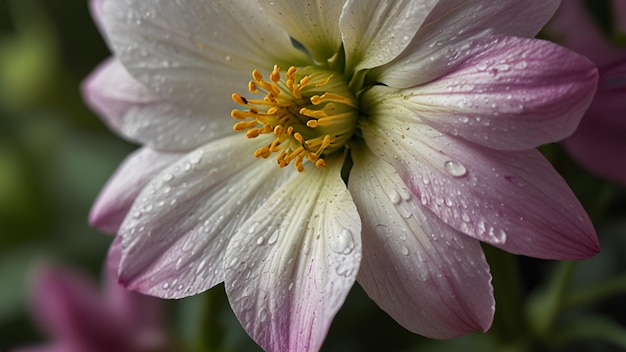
xmin=231 ymin=65 xmax=358 ymax=172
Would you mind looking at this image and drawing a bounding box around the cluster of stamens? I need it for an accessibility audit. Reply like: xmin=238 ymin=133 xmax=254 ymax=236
xmin=231 ymin=65 xmax=357 ymax=172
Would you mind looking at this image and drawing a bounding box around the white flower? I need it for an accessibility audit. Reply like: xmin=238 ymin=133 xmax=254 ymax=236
xmin=84 ymin=1 xmax=599 ymax=351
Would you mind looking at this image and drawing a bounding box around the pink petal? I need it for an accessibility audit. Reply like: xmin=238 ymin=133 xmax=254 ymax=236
xmin=616 ymin=0 xmax=626 ymax=34
xmin=339 ymin=0 xmax=437 ymax=71
xmin=101 ymin=0 xmax=307 ymax=114
xmin=105 ymin=238 xmax=165 ymax=333
xmin=89 ymin=0 xmax=104 ymax=33
xmin=548 ymin=0 xmax=625 ymax=67
xmin=81 ymin=58 xmax=233 ymax=151
xmin=563 ymin=61 xmax=626 ymax=185
xmin=360 ymin=119 xmax=599 ymax=260
xmin=89 ymin=147 xmax=182 ymax=233
xmin=28 ymin=266 xmax=124 ymax=350
xmin=367 ymin=36 xmax=598 ymax=151
xmin=117 ymin=136 xmax=295 ymax=299
xmin=376 ymin=0 xmax=560 ymax=87
xmin=349 ymin=145 xmax=494 ymax=338
xmin=225 ymin=154 xmax=361 ymax=352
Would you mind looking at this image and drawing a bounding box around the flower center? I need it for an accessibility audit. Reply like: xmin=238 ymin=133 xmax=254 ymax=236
xmin=231 ymin=65 xmax=358 ymax=172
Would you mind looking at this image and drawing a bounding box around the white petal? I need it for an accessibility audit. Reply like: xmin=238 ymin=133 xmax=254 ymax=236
xmin=118 ymin=135 xmax=296 ymax=298
xmin=101 ymin=0 xmax=308 ymax=113
xmin=225 ymin=154 xmax=361 ymax=352
xmin=82 ymin=58 xmax=233 ymax=151
xmin=339 ymin=0 xmax=437 ymax=72
xmin=259 ymin=0 xmax=346 ymax=62
xmin=349 ymin=145 xmax=494 ymax=338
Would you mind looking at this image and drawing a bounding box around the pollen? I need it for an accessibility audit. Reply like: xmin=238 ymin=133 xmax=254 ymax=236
xmin=231 ymin=65 xmax=358 ymax=172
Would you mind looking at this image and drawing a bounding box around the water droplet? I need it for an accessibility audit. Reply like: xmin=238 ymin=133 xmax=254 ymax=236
xmin=388 ymin=189 xmax=401 ymax=204
xmin=444 ymin=160 xmax=467 ymax=177
xmin=330 ymin=229 xmax=355 ymax=255
xmin=256 ymin=236 xmax=265 ymax=245
xmin=196 ymin=259 xmax=207 ymax=274
xmin=258 ymin=308 xmax=270 ymax=322
xmin=400 ymin=245 xmax=410 ymax=256
xmin=162 ymin=282 xmax=170 ymax=290
xmin=267 ymin=232 xmax=278 ymax=245
xmin=225 ymin=55 xmax=232 ymax=62
xmin=163 ymin=173 xmax=174 ymax=181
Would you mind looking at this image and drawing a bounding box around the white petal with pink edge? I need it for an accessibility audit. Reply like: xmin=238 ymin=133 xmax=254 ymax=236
xmin=365 ymin=36 xmax=598 ymax=151
xmin=82 ymin=58 xmax=235 ymax=151
xmin=90 ymin=147 xmax=183 ymax=234
xmin=360 ymin=118 xmax=599 ymax=260
xmin=375 ymin=0 xmax=560 ymax=88
xmin=225 ymin=154 xmax=361 ymax=352
xmin=349 ymin=145 xmax=494 ymax=338
xmin=117 ymin=135 xmax=296 ymax=298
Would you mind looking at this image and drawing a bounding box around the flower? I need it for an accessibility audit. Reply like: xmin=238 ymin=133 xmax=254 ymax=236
xmin=83 ymin=0 xmax=600 ymax=351
xmin=13 ymin=242 xmax=169 ymax=352
xmin=549 ymin=0 xmax=626 ymax=185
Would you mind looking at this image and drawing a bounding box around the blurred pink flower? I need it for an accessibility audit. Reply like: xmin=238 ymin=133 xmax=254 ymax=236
xmin=550 ymin=0 xmax=626 ymax=185
xmin=14 ymin=242 xmax=169 ymax=352
xmin=83 ymin=0 xmax=599 ymax=351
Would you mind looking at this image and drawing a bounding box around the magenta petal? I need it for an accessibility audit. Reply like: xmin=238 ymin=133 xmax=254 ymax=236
xmin=89 ymin=147 xmax=182 ymax=233
xmin=29 ymin=266 xmax=124 ymax=350
xmin=548 ymin=0 xmax=625 ymax=67
xmin=563 ymin=61 xmax=626 ymax=185
xmin=105 ymin=237 xmax=165 ymax=332
xmin=361 ymin=120 xmax=599 ymax=260
xmin=350 ymin=146 xmax=494 ymax=338
xmin=225 ymin=154 xmax=361 ymax=352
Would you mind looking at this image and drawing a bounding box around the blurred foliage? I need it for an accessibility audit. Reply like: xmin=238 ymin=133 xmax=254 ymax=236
xmin=0 ymin=0 xmax=624 ymax=351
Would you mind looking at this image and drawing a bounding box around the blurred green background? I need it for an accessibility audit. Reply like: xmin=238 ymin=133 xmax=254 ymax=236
xmin=0 ymin=0 xmax=625 ymax=351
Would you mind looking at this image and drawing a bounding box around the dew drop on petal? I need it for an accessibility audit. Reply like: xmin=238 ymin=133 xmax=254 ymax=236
xmin=330 ymin=229 xmax=355 ymax=255
xmin=400 ymin=245 xmax=410 ymax=256
xmin=267 ymin=232 xmax=278 ymax=245
xmin=258 ymin=308 xmax=270 ymax=322
xmin=388 ymin=189 xmax=401 ymax=204
xmin=256 ymin=236 xmax=265 ymax=245
xmin=444 ymin=160 xmax=467 ymax=177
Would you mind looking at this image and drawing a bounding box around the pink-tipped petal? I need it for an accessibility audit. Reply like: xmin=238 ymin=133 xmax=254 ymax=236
xmin=225 ymin=154 xmax=361 ymax=352
xmin=360 ymin=118 xmax=599 ymax=260
xmin=376 ymin=0 xmax=560 ymax=88
xmin=89 ymin=147 xmax=182 ymax=234
xmin=81 ymin=58 xmax=232 ymax=151
xmin=117 ymin=135 xmax=295 ymax=299
xmin=368 ymin=36 xmax=598 ymax=151
xmin=339 ymin=0 xmax=437 ymax=71
xmin=350 ymin=145 xmax=494 ymax=338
